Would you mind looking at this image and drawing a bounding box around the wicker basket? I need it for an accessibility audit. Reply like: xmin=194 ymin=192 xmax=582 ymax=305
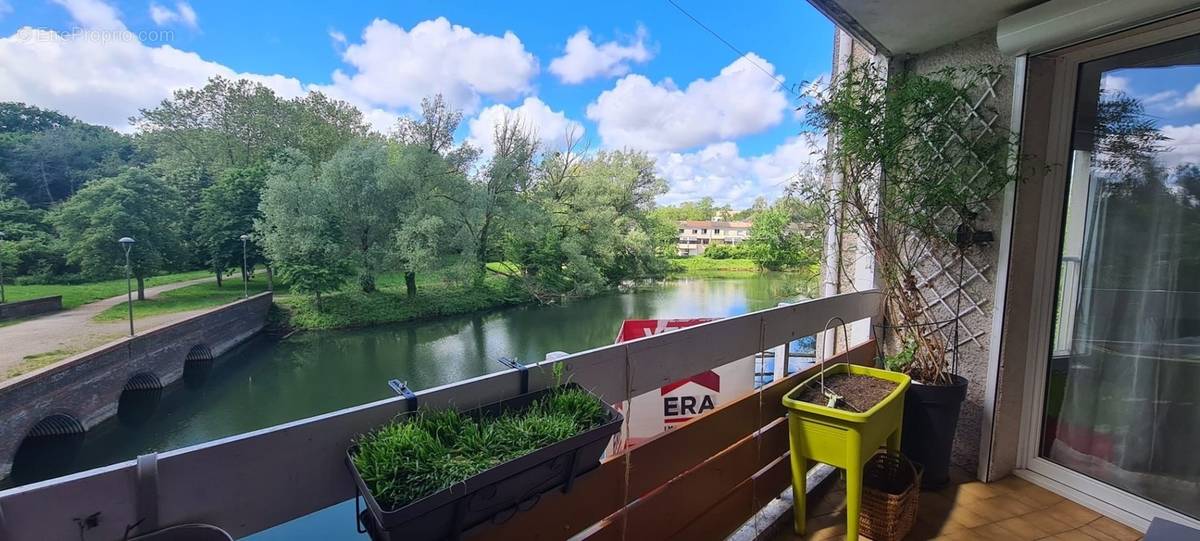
xmin=857 ymin=451 xmax=922 ymax=541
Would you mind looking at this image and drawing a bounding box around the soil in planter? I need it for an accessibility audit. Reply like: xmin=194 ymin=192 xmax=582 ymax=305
xmin=796 ymin=374 xmax=898 ymax=412
xmin=351 ymin=386 xmax=609 ymax=511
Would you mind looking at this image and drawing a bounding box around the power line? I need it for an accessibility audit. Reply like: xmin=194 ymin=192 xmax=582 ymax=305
xmin=663 ymin=0 xmax=799 ymax=96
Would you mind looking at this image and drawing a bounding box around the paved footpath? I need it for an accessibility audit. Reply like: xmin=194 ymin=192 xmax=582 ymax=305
xmin=0 ymin=277 xmax=217 ymax=377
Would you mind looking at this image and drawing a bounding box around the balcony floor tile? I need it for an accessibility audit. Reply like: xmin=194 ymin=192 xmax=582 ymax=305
xmin=772 ymin=468 xmax=1143 ymax=541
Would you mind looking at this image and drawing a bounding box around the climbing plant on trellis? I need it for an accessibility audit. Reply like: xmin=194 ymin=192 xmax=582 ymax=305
xmin=798 ymin=62 xmax=1016 ymax=384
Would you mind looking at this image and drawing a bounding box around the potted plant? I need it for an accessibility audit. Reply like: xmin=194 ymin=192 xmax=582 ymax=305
xmin=798 ymin=62 xmax=1018 ymax=487
xmin=347 ymin=381 xmax=622 ymax=541
xmin=781 ymin=319 xmax=911 ymax=540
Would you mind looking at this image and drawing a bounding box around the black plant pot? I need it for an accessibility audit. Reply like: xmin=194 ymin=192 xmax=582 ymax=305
xmin=900 ymin=374 xmax=967 ymax=489
xmin=348 ymin=384 xmax=623 ymax=541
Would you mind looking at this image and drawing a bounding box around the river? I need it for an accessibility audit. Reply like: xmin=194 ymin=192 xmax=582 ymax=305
xmin=10 ymin=273 xmax=812 ymax=539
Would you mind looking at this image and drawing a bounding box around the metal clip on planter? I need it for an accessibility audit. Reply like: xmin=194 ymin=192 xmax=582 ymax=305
xmin=495 ymin=357 xmax=529 ymax=394
xmin=387 ymin=379 xmax=417 ymax=411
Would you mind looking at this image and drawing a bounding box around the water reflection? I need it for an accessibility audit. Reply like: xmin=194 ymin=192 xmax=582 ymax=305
xmin=7 ymin=275 xmax=809 ymax=497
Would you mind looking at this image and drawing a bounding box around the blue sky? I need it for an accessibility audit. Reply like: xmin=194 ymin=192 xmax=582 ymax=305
xmin=0 ymin=0 xmax=835 ymax=206
xmin=1102 ymin=67 xmax=1200 ymax=170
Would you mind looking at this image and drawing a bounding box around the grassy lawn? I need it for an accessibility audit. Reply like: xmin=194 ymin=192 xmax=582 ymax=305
xmin=4 ymin=348 xmax=83 ymax=379
xmin=670 ymin=258 xmax=760 ymax=273
xmin=669 ymin=258 xmax=822 ymax=278
xmin=90 ymin=266 xmax=529 ymax=331
xmin=4 ymin=270 xmax=212 ymax=309
xmin=94 ymin=274 xmax=272 ymax=321
xmin=278 ymin=274 xmax=526 ymax=330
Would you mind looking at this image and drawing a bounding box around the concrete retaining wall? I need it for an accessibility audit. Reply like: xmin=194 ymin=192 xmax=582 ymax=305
xmin=0 ymin=296 xmax=62 ymax=321
xmin=0 ymin=292 xmax=273 ymax=477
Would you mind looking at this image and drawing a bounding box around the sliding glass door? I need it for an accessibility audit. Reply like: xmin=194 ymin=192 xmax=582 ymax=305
xmin=1045 ymin=33 xmax=1200 ymax=520
xmin=1046 ymin=30 xmax=1200 ymax=520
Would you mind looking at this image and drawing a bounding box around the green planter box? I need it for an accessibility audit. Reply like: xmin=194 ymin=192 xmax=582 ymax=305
xmin=782 ymin=363 xmax=911 ymax=541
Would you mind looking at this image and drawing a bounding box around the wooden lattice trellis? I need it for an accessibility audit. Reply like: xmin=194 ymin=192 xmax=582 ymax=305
xmin=910 ymin=70 xmax=1005 ymax=352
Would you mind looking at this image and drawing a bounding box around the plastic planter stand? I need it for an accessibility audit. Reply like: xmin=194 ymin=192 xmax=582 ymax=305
xmin=782 ymin=364 xmax=911 ymax=541
xmin=347 ymin=384 xmax=623 ymax=541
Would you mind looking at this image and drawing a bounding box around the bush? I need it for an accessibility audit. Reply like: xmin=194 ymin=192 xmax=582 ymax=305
xmin=702 ymin=243 xmax=748 ymax=259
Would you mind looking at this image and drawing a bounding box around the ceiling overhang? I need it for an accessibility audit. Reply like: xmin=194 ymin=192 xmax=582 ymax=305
xmin=806 ymin=0 xmax=1045 ymax=56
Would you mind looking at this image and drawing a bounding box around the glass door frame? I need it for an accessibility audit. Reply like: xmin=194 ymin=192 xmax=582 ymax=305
xmin=1014 ymin=10 xmax=1200 ymax=532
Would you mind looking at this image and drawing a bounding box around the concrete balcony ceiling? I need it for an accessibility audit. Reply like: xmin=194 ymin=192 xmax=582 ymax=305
xmin=807 ymin=0 xmax=1042 ymax=55
xmin=809 ymin=0 xmax=1200 ymax=56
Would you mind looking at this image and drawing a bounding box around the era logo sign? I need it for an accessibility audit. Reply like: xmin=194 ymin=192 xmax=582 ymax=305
xmin=660 ymin=370 xmax=720 ymax=423
xmin=663 ymin=395 xmax=715 ymax=417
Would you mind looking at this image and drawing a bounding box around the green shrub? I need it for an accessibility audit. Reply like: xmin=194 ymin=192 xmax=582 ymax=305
xmin=701 ymin=243 xmax=748 ymax=259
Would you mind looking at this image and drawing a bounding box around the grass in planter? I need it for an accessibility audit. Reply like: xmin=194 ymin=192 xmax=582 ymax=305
xmin=352 ymin=387 xmax=608 ymax=510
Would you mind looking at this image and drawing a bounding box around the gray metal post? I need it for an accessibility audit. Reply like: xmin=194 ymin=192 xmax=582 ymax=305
xmin=0 ymin=232 xmax=6 ymax=304
xmin=240 ymin=235 xmax=249 ymax=299
xmin=120 ymin=237 xmax=135 ymax=336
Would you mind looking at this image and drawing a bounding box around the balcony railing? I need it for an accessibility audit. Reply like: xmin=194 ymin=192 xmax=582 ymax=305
xmin=0 ymin=290 xmax=883 ymax=541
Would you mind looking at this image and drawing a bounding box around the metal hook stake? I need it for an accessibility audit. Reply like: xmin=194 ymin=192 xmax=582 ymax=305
xmin=819 ymin=316 xmax=853 ymax=408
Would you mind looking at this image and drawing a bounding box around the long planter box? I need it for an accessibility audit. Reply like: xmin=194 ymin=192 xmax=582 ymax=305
xmin=347 ymin=384 xmax=623 ymax=541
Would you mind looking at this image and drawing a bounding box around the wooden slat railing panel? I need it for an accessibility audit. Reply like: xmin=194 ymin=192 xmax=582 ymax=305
xmin=624 ymin=388 xmax=760 ymax=496
xmin=467 ymin=455 xmax=628 ymax=541
xmin=623 ymin=418 xmax=787 ymax=539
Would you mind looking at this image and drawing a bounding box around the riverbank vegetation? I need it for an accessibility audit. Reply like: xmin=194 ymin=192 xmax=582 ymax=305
xmin=277 ymin=271 xmax=527 ymax=330
xmin=1 ymin=79 xmax=823 ymax=330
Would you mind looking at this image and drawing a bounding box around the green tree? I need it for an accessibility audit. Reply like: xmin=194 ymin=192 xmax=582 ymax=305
xmin=321 ymin=138 xmax=406 ymax=293
xmin=134 ymin=76 xmax=293 ymax=169
xmin=0 ymin=176 xmax=63 ymax=277
xmin=745 ymin=207 xmax=815 ymax=271
xmin=437 ymin=115 xmax=536 ymax=281
xmin=289 ymin=92 xmax=371 ymax=164
xmin=392 ymin=95 xmax=477 ymax=295
xmin=0 ymin=103 xmax=136 ymax=206
xmin=134 ymin=77 xmax=368 ymax=170
xmin=257 ymin=151 xmax=348 ymax=306
xmin=51 ymin=169 xmax=184 ymax=298
xmin=499 ymin=138 xmax=668 ymax=300
xmin=198 ymin=165 xmax=268 ymax=287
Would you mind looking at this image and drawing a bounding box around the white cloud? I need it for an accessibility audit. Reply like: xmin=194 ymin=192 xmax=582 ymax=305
xmin=1143 ymin=90 xmax=1179 ymax=106
xmin=52 ymin=0 xmax=124 ymax=30
xmin=0 ymin=26 xmax=303 ymax=129
xmin=1161 ymin=124 xmax=1200 ymax=168
xmin=466 ymin=97 xmax=584 ymax=161
xmin=548 ymin=26 xmax=652 ymax=84
xmin=149 ymin=1 xmax=197 ymax=29
xmin=0 ymin=4 xmax=489 ymax=134
xmin=1100 ymin=75 xmax=1129 ymax=93
xmin=586 ymin=53 xmax=789 ymax=152
xmin=1170 ymin=83 xmax=1200 ymax=110
xmin=329 ymin=17 xmax=538 ymax=114
xmin=656 ymin=134 xmax=824 ymax=207
xmin=329 ymin=29 xmax=346 ymax=46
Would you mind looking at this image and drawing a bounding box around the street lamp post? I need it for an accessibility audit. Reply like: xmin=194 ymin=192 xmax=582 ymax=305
xmin=239 ymin=234 xmax=250 ymax=299
xmin=0 ymin=231 xmax=6 ymax=304
xmin=119 ymin=237 xmax=136 ymax=336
